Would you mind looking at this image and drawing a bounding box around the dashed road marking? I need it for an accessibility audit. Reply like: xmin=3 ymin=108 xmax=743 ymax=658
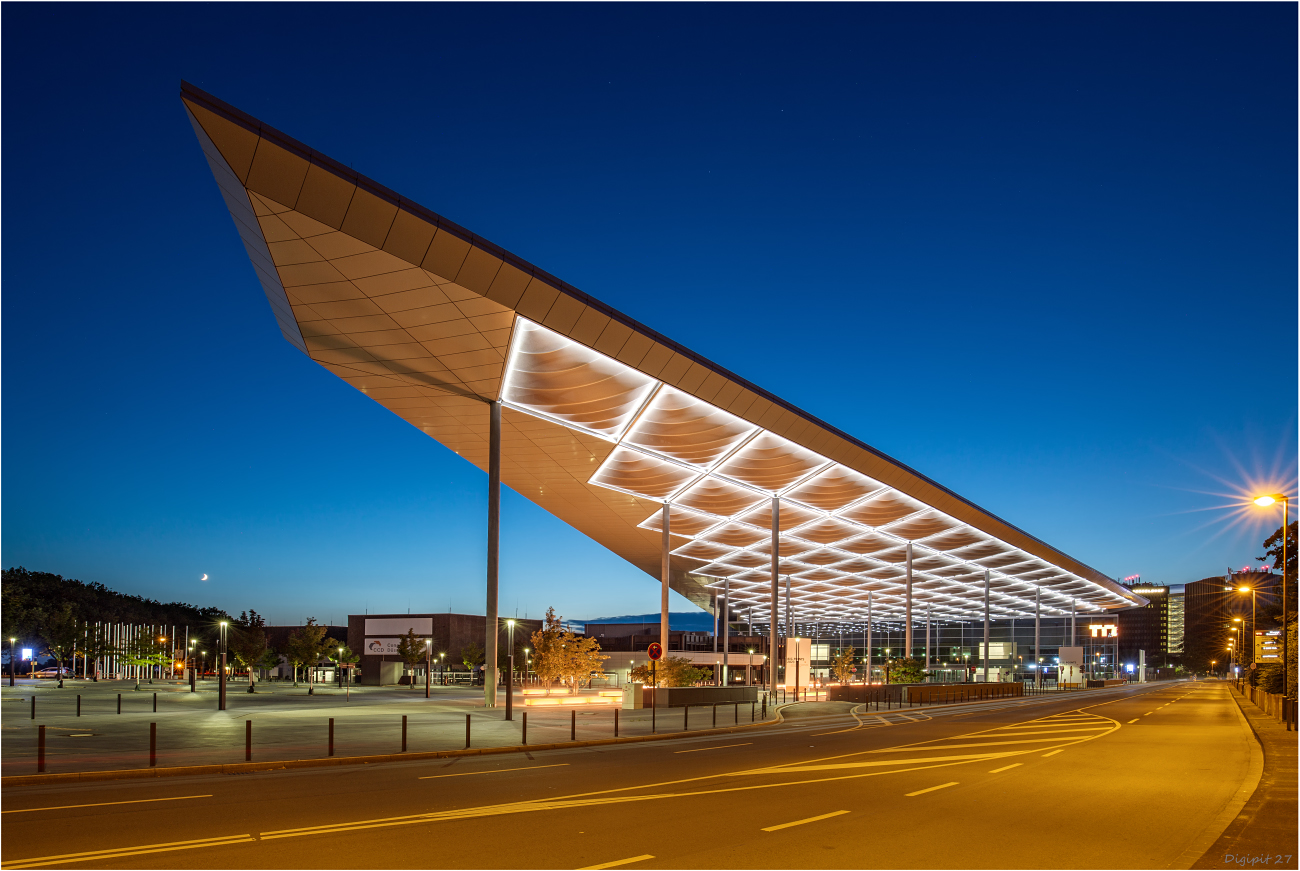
xmin=906 ymin=781 xmax=958 ymax=797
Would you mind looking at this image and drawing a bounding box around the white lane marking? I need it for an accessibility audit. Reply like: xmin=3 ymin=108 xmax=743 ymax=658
xmin=906 ymin=781 xmax=958 ymax=796
xmin=2 ymin=795 xmax=212 ymax=814
xmin=762 ymin=810 xmax=849 ymax=831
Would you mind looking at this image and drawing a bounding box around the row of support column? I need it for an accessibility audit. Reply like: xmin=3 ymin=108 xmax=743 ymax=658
xmin=483 ymin=397 xmax=1066 ymax=707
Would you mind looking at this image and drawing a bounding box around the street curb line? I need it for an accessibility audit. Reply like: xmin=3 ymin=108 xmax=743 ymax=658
xmin=1 ymin=710 xmax=787 ymax=787
xmin=1165 ymin=684 xmax=1265 ymax=870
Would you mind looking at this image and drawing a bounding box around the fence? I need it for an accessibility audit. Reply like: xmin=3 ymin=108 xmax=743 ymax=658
xmin=1237 ymin=684 xmax=1297 ymax=731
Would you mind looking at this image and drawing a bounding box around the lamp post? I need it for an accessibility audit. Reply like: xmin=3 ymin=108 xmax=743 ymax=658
xmin=8 ymin=637 xmax=14 ymax=687
xmin=523 ymin=648 xmax=530 ymax=686
xmin=218 ymin=621 xmax=228 ymax=711
xmin=188 ymin=642 xmax=197 ymax=692
xmin=439 ymin=652 xmax=446 ymax=685
xmin=505 ymin=619 xmax=516 ymax=722
xmin=424 ymin=640 xmax=431 ymax=699
xmin=747 ymin=648 xmax=754 ymax=687
xmin=1253 ymin=493 xmax=1290 ymax=715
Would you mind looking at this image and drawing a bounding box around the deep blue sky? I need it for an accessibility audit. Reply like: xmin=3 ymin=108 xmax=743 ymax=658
xmin=3 ymin=4 xmax=1295 ymax=625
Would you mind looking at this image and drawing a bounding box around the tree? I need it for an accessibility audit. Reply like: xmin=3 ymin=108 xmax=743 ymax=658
xmin=1258 ymin=521 xmax=1298 ymax=627
xmin=460 ymin=641 xmax=485 ymax=674
xmin=285 ymin=619 xmax=329 ymax=694
xmin=831 ymin=647 xmax=856 ymax=683
xmin=118 ymin=630 xmax=170 ymax=690
xmin=231 ymin=610 xmax=269 ymax=693
xmin=529 ymin=607 xmax=609 ymax=692
xmin=886 ymin=657 xmax=928 ymax=684
xmin=325 ymin=642 xmax=359 ymax=684
xmin=40 ymin=603 xmax=80 ymax=688
xmin=629 ymin=656 xmax=710 ymax=687
xmin=397 ymin=629 xmax=429 ymax=689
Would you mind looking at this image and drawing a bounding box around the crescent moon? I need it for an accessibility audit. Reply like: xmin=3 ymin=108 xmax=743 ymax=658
xmin=200 ymin=574 xmax=209 ymax=581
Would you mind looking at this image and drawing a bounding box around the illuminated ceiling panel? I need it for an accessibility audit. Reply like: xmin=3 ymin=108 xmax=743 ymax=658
xmin=184 ymin=81 xmax=1143 ymax=629
xmin=588 ymin=446 xmax=698 ymax=500
xmin=623 ymin=386 xmax=756 ymax=468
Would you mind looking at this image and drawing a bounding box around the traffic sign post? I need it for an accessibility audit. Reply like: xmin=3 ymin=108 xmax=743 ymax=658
xmin=648 ymin=643 xmax=662 ymax=733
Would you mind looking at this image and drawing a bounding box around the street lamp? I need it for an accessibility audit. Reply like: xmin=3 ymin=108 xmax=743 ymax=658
xmin=505 ymin=620 xmax=516 ymax=722
xmin=439 ymin=652 xmax=446 ymax=685
xmin=1253 ymin=493 xmax=1290 ymax=717
xmin=523 ymin=648 xmax=530 ymax=686
xmin=8 ymin=637 xmax=15 ymax=687
xmin=424 ymin=639 xmax=431 ymax=698
xmin=218 ymin=621 xmax=228 ymax=711
xmin=747 ymin=648 xmax=755 ymax=687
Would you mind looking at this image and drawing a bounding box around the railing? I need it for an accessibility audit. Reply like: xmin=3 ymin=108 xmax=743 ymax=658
xmin=1237 ymin=684 xmax=1297 ymax=731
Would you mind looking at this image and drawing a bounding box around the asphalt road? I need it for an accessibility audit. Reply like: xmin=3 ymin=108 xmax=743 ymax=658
xmin=0 ymin=681 xmax=1258 ymax=870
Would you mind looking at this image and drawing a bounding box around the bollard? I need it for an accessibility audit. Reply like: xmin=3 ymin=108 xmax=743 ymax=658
xmin=38 ymin=725 xmax=46 ymax=773
xmin=465 ymin=714 xmax=471 ymax=749
xmin=571 ymin=710 xmax=576 ymax=741
xmin=149 ymin=722 xmax=157 ymax=768
xmin=614 ymin=708 xmax=619 ymax=737
xmin=77 ymin=695 xmax=81 ymax=717
xmin=402 ymin=715 xmax=407 ymax=753
xmin=153 ymin=692 xmax=157 ymax=713
xmin=734 ymin=702 xmax=738 ymax=724
xmin=246 ymin=720 xmax=252 ymax=762
xmin=752 ymin=700 xmax=756 ymax=722
xmin=712 ymin=704 xmax=717 ymax=727
xmin=684 ymin=705 xmax=689 ymax=731
xmin=522 ymin=711 xmax=527 ymax=745
xmin=328 ymin=718 xmax=334 ymax=757
xmin=31 ymin=697 xmax=35 ymax=720
xmin=118 ymin=693 xmax=121 ymax=715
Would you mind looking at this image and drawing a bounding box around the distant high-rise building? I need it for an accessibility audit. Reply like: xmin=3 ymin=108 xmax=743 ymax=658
xmin=1183 ymin=568 xmax=1279 ymax=668
xmin=1167 ymin=585 xmax=1185 ymax=654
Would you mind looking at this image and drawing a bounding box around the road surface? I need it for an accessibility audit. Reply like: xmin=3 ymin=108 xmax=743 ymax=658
xmin=0 ymin=681 xmax=1261 ymax=869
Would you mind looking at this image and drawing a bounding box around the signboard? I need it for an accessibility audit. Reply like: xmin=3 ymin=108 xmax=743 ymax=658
xmin=1058 ymin=646 xmax=1084 ymax=666
xmin=1087 ymin=624 xmax=1118 ymax=638
xmin=20 ymin=648 xmax=32 ymax=661
xmin=1255 ymin=630 xmax=1281 ymax=663
xmin=977 ymin=642 xmax=1018 ymax=660
xmin=647 ymin=642 xmax=663 ymax=661
xmin=364 ymin=637 xmax=430 ymax=656
xmin=364 ymin=618 xmax=433 ymax=635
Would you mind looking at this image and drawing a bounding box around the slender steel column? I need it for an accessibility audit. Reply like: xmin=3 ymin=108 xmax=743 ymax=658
xmin=1070 ymin=597 xmax=1077 ymax=648
xmin=661 ymin=503 xmax=670 ymax=654
xmin=722 ymin=574 xmax=730 ymax=686
xmin=925 ymin=606 xmax=931 ymax=673
xmin=866 ymin=591 xmax=873 ymax=681
xmin=1034 ymin=588 xmax=1041 ymax=681
xmin=768 ymin=496 xmax=779 ymax=693
xmin=983 ymin=570 xmax=990 ymax=683
xmin=904 ymin=542 xmax=914 ymax=659
xmin=484 ymin=400 xmax=501 ymax=708
xmin=711 ymin=595 xmax=719 ymax=686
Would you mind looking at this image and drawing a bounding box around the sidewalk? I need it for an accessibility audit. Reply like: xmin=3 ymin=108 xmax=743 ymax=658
xmin=1191 ymin=690 xmax=1298 ymax=870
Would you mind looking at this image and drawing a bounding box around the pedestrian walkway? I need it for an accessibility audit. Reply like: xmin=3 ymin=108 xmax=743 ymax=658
xmin=1191 ymin=690 xmax=1298 ymax=870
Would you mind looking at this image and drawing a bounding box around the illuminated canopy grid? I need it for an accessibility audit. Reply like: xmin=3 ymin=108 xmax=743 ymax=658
xmin=182 ymin=82 xmax=1145 ymax=626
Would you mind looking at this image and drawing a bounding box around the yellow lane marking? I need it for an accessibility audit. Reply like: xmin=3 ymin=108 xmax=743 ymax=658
xmin=906 ymin=781 xmax=958 ymax=797
xmin=419 ymin=764 xmax=568 ymax=779
xmin=1145 ymin=712 xmax=1154 ymax=715
xmin=2 ymin=795 xmax=212 ymax=814
xmin=989 ymin=763 xmax=1022 ymax=773
xmin=1128 ymin=718 xmax=1139 ymax=724
xmin=761 ymin=810 xmax=849 ymax=831
xmin=578 ymin=854 xmax=654 ymax=870
xmin=0 ymin=835 xmax=253 ymax=869
xmin=675 ymin=743 xmax=752 ymax=754
xmin=979 ymin=727 xmax=1112 ymax=736
xmin=1042 ymin=749 xmax=1064 ymax=758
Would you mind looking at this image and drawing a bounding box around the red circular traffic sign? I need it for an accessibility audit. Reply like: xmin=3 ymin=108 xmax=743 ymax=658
xmin=647 ymin=642 xmax=663 ymax=661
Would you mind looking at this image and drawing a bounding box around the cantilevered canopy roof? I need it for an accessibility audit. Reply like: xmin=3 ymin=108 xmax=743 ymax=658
xmin=182 ymin=82 xmax=1146 ymax=624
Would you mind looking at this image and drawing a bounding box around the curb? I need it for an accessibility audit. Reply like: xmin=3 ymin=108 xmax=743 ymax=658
xmin=2 ymin=711 xmax=786 ymax=787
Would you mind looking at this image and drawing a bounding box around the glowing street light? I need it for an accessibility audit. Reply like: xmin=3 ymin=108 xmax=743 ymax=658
xmin=1252 ymin=492 xmax=1290 ymax=723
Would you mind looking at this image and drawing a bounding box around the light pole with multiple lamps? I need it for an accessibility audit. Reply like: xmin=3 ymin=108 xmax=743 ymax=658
xmin=1252 ymin=493 xmax=1290 ymax=721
